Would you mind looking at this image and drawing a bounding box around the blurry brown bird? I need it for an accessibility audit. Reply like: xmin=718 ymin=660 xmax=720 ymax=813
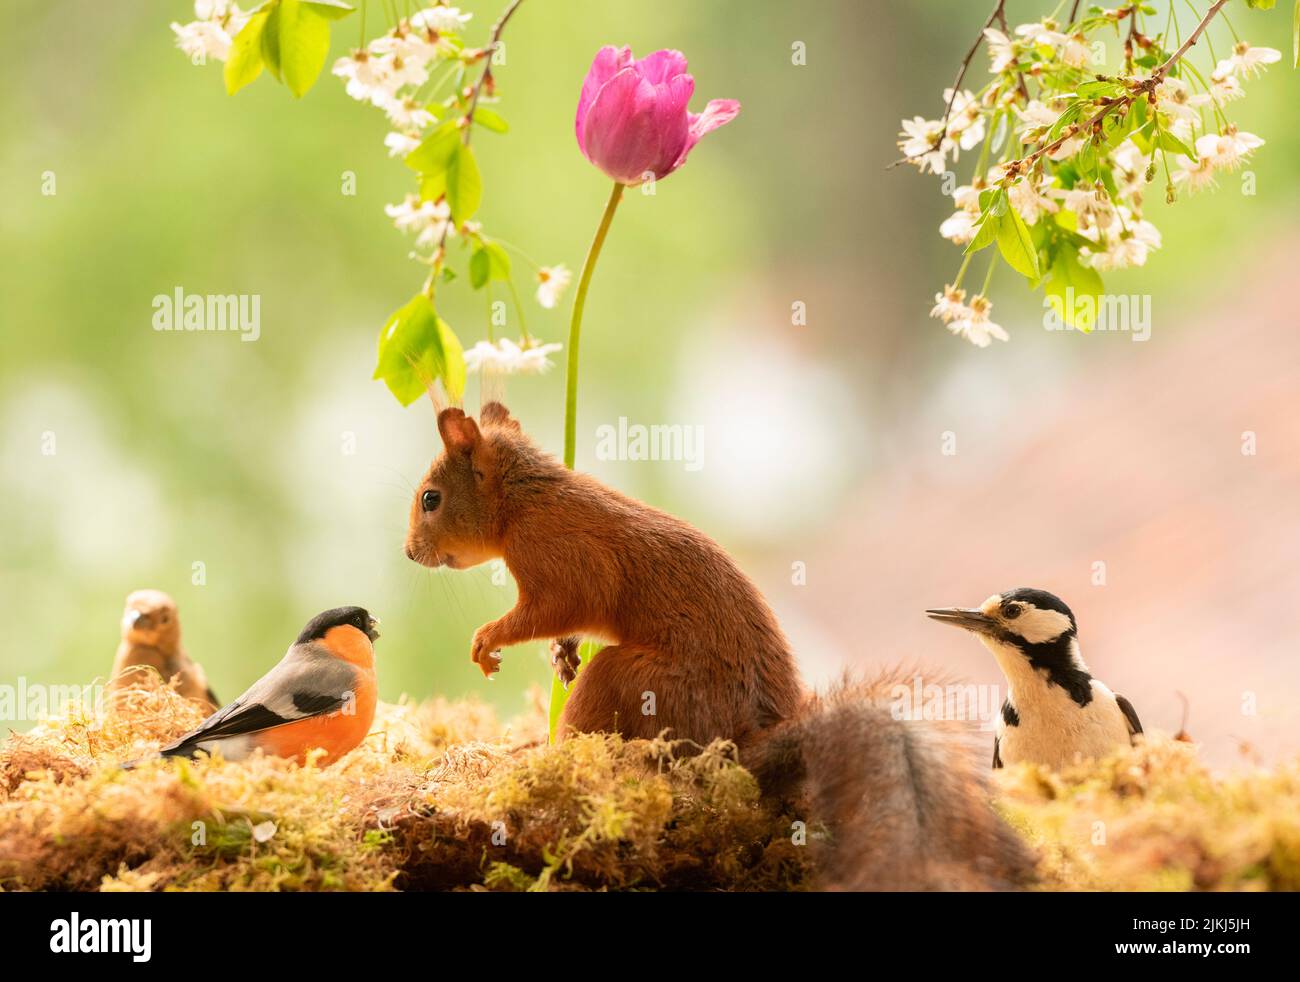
xmin=109 ymin=590 xmax=219 ymax=713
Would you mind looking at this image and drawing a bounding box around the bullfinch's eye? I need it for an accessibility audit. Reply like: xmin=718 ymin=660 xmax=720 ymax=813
xmin=1002 ymin=603 xmax=1022 ymax=619
xmin=421 ymin=490 xmax=442 ymax=512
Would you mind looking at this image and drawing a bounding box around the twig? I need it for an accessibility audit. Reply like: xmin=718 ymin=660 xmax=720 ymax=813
xmin=426 ymin=0 xmax=526 ymax=288
xmin=1152 ymin=0 xmax=1229 ymax=84
xmin=889 ymin=0 xmax=1010 ymax=169
xmin=463 ymin=0 xmax=525 ymax=146
xmin=993 ymin=3 xmax=1032 ymax=101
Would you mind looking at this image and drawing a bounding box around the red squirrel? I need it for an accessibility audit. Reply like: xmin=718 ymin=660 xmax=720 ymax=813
xmin=406 ymin=403 xmax=1034 ymax=889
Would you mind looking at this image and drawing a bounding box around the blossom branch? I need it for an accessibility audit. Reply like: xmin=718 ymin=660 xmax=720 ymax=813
xmin=993 ymin=3 xmax=1032 ymax=101
xmin=426 ymin=0 xmax=527 ymax=290
xmin=1002 ymin=0 xmax=1230 ymax=181
xmin=889 ymin=0 xmax=1011 ymax=168
xmin=463 ymin=0 xmax=526 ymax=144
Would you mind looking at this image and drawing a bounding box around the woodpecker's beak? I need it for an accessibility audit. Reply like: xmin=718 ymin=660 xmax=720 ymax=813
xmin=926 ymin=607 xmax=998 ymax=636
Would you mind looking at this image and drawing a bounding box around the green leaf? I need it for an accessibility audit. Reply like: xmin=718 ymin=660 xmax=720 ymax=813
xmin=1045 ymin=246 xmax=1104 ymax=333
xmin=1245 ymin=0 xmax=1276 ymax=9
xmin=1158 ymin=129 xmax=1196 ymax=158
xmin=373 ymin=295 xmax=466 ymax=405
xmin=1130 ymin=118 xmax=1157 ymax=154
xmin=224 ymin=10 xmax=269 ymax=95
xmin=405 ymin=120 xmax=459 ymax=175
xmin=468 ymin=241 xmax=511 ymax=288
xmin=965 ymin=189 xmax=1005 ymax=255
xmin=966 ymin=211 xmax=999 ymax=255
xmin=261 ymin=2 xmax=283 ymax=80
xmin=275 ymin=0 xmax=332 ymax=98
xmin=471 ymin=107 xmax=509 ymax=133
xmin=483 ymin=241 xmax=511 ymax=279
xmin=302 ymin=0 xmax=355 ymax=19
xmin=446 ymin=143 xmax=482 ymax=223
xmin=1047 ymin=102 xmax=1084 ymax=143
xmin=1076 ymin=80 xmax=1120 ymax=99
xmin=469 ymin=248 xmax=491 ymax=289
xmin=996 ymin=204 xmax=1041 ymax=281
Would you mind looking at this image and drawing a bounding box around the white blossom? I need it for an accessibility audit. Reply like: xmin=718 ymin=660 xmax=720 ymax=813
xmin=1062 ymin=34 xmax=1090 ymax=69
xmin=1227 ymin=42 xmax=1281 ymax=79
xmin=384 ymin=131 xmax=422 ymax=158
xmin=1192 ymin=68 xmax=1245 ymax=108
xmin=929 ymin=284 xmax=970 ymax=324
xmin=1172 ymin=154 xmax=1218 ymax=194
xmin=898 ymin=116 xmax=951 ymax=174
xmin=939 ymin=209 xmax=978 ymax=245
xmin=333 ymin=51 xmax=400 ymax=107
xmin=1080 ymin=208 xmax=1161 ymax=270
xmin=385 ymin=194 xmax=453 ymax=249
xmin=949 ymin=295 xmax=1009 ymax=347
xmin=1195 ymin=128 xmax=1264 ymax=171
xmin=982 ymin=28 xmax=1016 ymax=73
xmin=1156 ymin=78 xmax=1200 ymax=123
xmin=534 ymin=265 xmax=572 ymax=309
xmin=464 ymin=338 xmax=562 ymax=376
xmin=385 ymin=97 xmax=436 ymax=130
xmin=170 ymin=19 xmax=233 ymax=62
xmin=1014 ymin=21 xmax=1068 ymax=49
xmin=411 ymin=5 xmax=473 ymax=34
xmin=1009 ymin=173 xmax=1059 ymax=225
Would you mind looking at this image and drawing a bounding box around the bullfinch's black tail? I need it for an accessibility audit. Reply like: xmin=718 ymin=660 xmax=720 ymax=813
xmin=747 ymin=672 xmax=1037 ymax=891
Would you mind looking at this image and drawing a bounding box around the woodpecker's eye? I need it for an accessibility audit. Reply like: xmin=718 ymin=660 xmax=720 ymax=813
xmin=1002 ymin=603 xmax=1022 ymax=619
xmin=421 ymin=489 xmax=442 ymax=512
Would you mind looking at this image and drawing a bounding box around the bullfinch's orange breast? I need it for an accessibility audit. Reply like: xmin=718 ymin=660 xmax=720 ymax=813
xmin=256 ymin=625 xmax=377 ymax=766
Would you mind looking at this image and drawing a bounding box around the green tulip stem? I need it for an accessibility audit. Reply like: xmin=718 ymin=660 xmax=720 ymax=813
xmin=563 ymin=180 xmax=625 ymax=470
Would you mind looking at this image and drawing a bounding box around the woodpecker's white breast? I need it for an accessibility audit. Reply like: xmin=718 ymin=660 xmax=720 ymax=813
xmin=998 ymin=676 xmax=1132 ymax=770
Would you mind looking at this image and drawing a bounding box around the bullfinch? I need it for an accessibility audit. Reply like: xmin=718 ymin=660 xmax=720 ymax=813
xmin=110 ymin=589 xmax=220 ymax=713
xmin=151 ymin=606 xmax=379 ymax=767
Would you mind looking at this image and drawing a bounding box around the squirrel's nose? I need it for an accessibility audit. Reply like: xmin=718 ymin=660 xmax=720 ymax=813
xmin=404 ymin=543 xmax=416 ymax=561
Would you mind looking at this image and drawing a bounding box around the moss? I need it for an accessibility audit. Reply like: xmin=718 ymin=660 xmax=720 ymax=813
xmin=2 ymin=674 xmax=1295 ymax=891
xmin=996 ymin=736 xmax=1300 ymax=891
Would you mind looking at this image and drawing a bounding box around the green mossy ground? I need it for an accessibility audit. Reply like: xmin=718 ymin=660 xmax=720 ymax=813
xmin=1 ymin=676 xmax=1296 ymax=891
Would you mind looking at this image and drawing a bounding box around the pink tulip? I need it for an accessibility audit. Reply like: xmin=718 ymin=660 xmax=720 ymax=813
xmin=575 ymin=46 xmax=740 ymax=185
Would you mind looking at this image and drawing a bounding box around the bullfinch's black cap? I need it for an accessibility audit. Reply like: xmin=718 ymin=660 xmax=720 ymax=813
xmin=297 ymin=606 xmax=380 ymax=644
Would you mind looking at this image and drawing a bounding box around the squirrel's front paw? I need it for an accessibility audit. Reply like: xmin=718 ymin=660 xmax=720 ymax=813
xmin=471 ymin=626 xmax=502 ymax=678
xmin=550 ymin=637 xmax=581 ymax=688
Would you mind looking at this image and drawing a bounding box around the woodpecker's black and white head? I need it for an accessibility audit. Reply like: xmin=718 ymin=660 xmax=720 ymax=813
xmin=926 ymin=587 xmax=1143 ymax=770
xmin=927 ymin=588 xmax=1093 ymax=706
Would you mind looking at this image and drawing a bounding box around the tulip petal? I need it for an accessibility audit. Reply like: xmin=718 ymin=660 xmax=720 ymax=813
xmin=672 ymin=98 xmax=741 ymax=171
xmin=575 ymin=46 xmax=633 ymax=153
xmin=635 ymin=48 xmax=688 ymax=84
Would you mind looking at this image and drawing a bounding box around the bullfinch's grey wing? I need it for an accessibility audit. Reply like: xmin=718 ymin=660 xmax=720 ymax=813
xmin=1115 ymin=694 xmax=1143 ymax=740
xmin=160 ymin=643 xmax=359 ymax=758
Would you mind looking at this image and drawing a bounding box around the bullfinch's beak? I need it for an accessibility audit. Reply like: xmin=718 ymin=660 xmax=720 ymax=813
xmin=365 ymin=616 xmax=381 ymax=643
xmin=926 ymin=607 xmax=998 ymax=637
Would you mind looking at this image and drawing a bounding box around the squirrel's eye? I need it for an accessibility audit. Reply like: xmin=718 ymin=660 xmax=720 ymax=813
xmin=1002 ymin=603 xmax=1022 ymax=619
xmin=421 ymin=489 xmax=442 ymax=512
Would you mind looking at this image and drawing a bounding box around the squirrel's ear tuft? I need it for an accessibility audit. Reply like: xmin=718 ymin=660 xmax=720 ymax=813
xmin=437 ymin=408 xmax=481 ymax=454
xmin=480 ymin=401 xmax=521 ymax=432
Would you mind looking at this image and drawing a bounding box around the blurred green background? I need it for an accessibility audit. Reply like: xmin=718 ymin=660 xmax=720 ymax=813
xmin=1 ymin=1 xmax=1297 ymax=730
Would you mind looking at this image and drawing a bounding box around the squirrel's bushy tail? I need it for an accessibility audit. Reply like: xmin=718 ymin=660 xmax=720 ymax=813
xmin=748 ymin=671 xmax=1036 ymax=891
